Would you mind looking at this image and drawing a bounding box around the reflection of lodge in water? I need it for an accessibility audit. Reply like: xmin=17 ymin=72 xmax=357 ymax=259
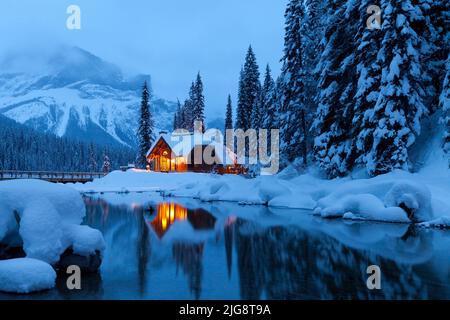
xmin=149 ymin=202 xmax=217 ymax=239
xmin=82 ymin=197 xmax=445 ymax=300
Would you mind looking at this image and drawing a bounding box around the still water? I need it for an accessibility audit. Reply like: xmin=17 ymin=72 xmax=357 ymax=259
xmin=3 ymin=192 xmax=450 ymax=299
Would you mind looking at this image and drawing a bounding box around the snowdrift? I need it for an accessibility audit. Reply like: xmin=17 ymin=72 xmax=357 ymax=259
xmin=0 ymin=258 xmax=56 ymax=294
xmin=0 ymin=180 xmax=105 ymax=293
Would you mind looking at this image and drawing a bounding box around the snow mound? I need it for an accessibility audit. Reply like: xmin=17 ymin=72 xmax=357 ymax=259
xmin=63 ymin=224 xmax=106 ymax=257
xmin=0 ymin=258 xmax=56 ymax=294
xmin=314 ymin=178 xmax=434 ymax=223
xmin=384 ymin=181 xmax=432 ymax=222
xmin=0 ymin=180 xmax=105 ymax=264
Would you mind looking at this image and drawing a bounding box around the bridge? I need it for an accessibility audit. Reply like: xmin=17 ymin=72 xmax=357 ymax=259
xmin=0 ymin=171 xmax=107 ymax=184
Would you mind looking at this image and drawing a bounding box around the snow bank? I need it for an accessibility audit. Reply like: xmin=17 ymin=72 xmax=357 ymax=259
xmin=0 ymin=180 xmax=105 ymax=264
xmin=314 ymin=177 xmax=434 ymax=223
xmin=63 ymin=224 xmax=105 ymax=257
xmin=0 ymin=258 xmax=56 ymax=294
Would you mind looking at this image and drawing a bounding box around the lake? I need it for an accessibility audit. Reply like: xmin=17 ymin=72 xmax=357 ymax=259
xmin=2 ymin=191 xmax=450 ymax=300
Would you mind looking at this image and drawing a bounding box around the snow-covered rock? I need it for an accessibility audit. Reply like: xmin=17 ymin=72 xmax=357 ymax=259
xmin=0 ymin=179 xmax=105 ymax=265
xmin=0 ymin=179 xmax=105 ymax=293
xmin=0 ymin=258 xmax=56 ymax=294
xmin=384 ymin=181 xmax=432 ymax=222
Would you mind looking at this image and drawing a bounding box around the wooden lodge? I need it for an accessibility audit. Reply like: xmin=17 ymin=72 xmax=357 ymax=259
xmin=146 ymin=132 xmax=244 ymax=174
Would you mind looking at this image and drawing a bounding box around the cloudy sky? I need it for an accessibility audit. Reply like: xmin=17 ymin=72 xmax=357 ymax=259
xmin=0 ymin=0 xmax=286 ymax=120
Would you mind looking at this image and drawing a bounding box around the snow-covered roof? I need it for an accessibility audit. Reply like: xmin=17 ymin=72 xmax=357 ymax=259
xmin=146 ymin=132 xmax=237 ymax=165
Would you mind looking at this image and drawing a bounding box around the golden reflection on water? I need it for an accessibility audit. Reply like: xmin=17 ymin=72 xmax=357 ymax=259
xmin=150 ymin=202 xmax=188 ymax=238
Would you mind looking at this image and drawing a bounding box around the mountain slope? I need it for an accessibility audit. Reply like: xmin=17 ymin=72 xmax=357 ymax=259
xmin=0 ymin=47 xmax=176 ymax=147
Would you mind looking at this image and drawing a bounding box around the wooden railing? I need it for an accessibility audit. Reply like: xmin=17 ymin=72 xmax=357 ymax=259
xmin=0 ymin=170 xmax=107 ymax=184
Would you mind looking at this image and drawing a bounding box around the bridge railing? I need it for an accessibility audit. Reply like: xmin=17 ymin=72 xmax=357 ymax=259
xmin=0 ymin=170 xmax=107 ymax=181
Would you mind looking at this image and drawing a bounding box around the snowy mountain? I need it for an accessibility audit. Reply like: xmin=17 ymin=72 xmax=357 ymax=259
xmin=0 ymin=47 xmax=177 ymax=147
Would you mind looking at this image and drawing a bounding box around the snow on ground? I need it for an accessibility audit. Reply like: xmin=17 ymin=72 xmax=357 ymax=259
xmin=0 ymin=179 xmax=105 ymax=293
xmin=0 ymin=258 xmax=56 ymax=294
xmin=72 ymin=160 xmax=450 ymax=226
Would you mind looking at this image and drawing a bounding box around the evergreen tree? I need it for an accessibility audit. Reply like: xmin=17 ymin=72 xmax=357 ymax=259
xmin=441 ymin=56 xmax=450 ymax=156
xmin=302 ymin=0 xmax=327 ymax=125
xmin=365 ymin=0 xmax=430 ymax=175
xmin=261 ymin=65 xmax=276 ymax=131
xmin=235 ymin=47 xmax=260 ymax=131
xmin=184 ymin=82 xmax=196 ymax=131
xmin=225 ymin=94 xmax=233 ymax=132
xmin=235 ymin=68 xmax=246 ymax=130
xmin=312 ymin=0 xmax=359 ymax=178
xmin=352 ymin=0 xmax=383 ymax=166
xmin=136 ymin=81 xmax=154 ymax=168
xmin=251 ymin=84 xmax=262 ymax=129
xmin=280 ymin=0 xmax=308 ymax=166
xmin=192 ymin=73 xmax=205 ymax=131
xmin=421 ymin=0 xmax=450 ymax=113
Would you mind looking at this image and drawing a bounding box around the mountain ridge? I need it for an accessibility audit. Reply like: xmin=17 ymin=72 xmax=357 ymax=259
xmin=0 ymin=46 xmax=177 ymax=148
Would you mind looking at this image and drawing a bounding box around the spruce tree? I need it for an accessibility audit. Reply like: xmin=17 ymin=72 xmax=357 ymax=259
xmin=352 ymin=0 xmax=383 ymax=166
xmin=225 ymin=95 xmax=233 ymax=132
xmin=235 ymin=47 xmax=260 ymax=131
xmin=366 ymin=0 xmax=429 ymax=175
xmin=184 ymin=82 xmax=196 ymax=131
xmin=192 ymin=73 xmax=205 ymax=131
xmin=136 ymin=81 xmax=154 ymax=168
xmin=280 ymin=0 xmax=308 ymax=166
xmin=261 ymin=65 xmax=276 ymax=131
xmin=235 ymin=68 xmax=246 ymax=129
xmin=302 ymin=0 xmax=327 ymax=123
xmin=251 ymin=85 xmax=262 ymax=129
xmin=441 ymin=56 xmax=450 ymax=156
xmin=421 ymin=0 xmax=450 ymax=113
xmin=312 ymin=0 xmax=359 ymax=177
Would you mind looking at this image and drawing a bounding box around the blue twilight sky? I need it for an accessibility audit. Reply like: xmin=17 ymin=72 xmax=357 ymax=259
xmin=0 ymin=0 xmax=286 ymax=120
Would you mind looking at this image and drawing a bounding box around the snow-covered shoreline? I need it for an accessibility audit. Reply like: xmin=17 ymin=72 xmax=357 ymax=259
xmin=71 ymin=165 xmax=450 ymax=227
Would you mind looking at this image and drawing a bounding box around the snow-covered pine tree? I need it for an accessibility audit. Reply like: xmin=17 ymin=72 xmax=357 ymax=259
xmin=352 ymin=0 xmax=383 ymax=166
xmin=225 ymin=94 xmax=233 ymax=132
xmin=102 ymin=153 xmax=112 ymax=173
xmin=302 ymin=0 xmax=327 ymax=125
xmin=136 ymin=81 xmax=154 ymax=168
xmin=235 ymin=47 xmax=260 ymax=131
xmin=261 ymin=65 xmax=276 ymax=131
xmin=421 ymin=0 xmax=450 ymax=113
xmin=184 ymin=82 xmax=196 ymax=131
xmin=251 ymin=84 xmax=262 ymax=129
xmin=192 ymin=73 xmax=205 ymax=132
xmin=280 ymin=0 xmax=308 ymax=167
xmin=235 ymin=68 xmax=246 ymax=130
xmin=366 ymin=0 xmax=430 ymax=176
xmin=312 ymin=0 xmax=359 ymax=177
xmin=441 ymin=56 xmax=450 ymax=156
